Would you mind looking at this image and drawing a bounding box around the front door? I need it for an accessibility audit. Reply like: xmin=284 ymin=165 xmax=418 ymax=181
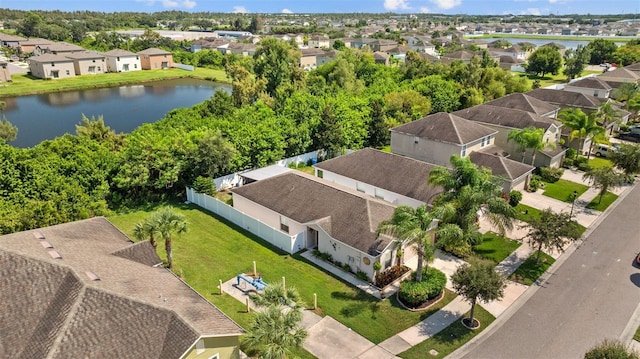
xmin=307 ymin=228 xmax=318 ymax=248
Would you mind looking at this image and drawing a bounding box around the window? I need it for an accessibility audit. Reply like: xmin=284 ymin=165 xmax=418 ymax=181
xmin=97 ymin=66 xmax=101 ymax=71
xmin=374 ymin=188 xmax=384 ymax=200
xmin=317 ymin=169 xmax=323 ymax=178
xmin=134 ymin=64 xmax=138 ymax=68
xmin=414 ymin=136 xmax=419 ymax=144
xmin=209 ymin=354 xmax=219 ymax=359
xmin=280 ymin=216 xmax=289 ymax=233
xmin=88 ymin=66 xmax=96 ymax=73
xmin=66 ymin=70 xmax=70 ymax=75
xmin=51 ymin=70 xmax=59 ymax=78
xmin=461 ymin=144 xmax=467 ymax=157
xmin=356 ymin=182 xmax=365 ymax=193
xmin=117 ymin=57 xmax=120 ymax=61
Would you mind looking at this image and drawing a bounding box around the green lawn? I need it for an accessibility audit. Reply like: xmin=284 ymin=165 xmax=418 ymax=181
xmin=2 ymin=67 xmax=229 ymax=97
xmin=514 ymin=203 xmax=542 ymax=223
xmin=509 ymin=252 xmax=556 ymax=286
xmin=515 ymin=70 xmax=601 ymax=88
xmin=586 ymin=191 xmax=618 ymax=211
xmin=398 ymin=306 xmax=496 ymax=359
xmin=634 ymin=324 xmax=640 ymax=342
xmin=587 ymin=157 xmax=613 ymax=169
xmin=472 ymin=232 xmax=521 ymax=264
xmin=542 ymin=179 xmax=589 ymax=203
xmin=108 ymin=203 xmax=456 ymax=344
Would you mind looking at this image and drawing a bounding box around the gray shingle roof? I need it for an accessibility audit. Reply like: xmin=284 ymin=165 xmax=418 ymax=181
xmin=232 ymin=172 xmax=396 ymax=255
xmin=0 ymin=217 xmax=243 ymax=359
xmin=484 ymin=93 xmax=559 ymax=116
xmin=40 ymin=42 xmax=85 ymax=52
xmin=63 ymin=51 xmax=106 ymax=60
xmin=453 ymin=104 xmax=561 ymax=131
xmin=138 ymin=47 xmax=172 ymax=56
xmin=315 ymin=148 xmax=442 ymax=204
xmin=526 ymin=88 xmax=605 ymax=109
xmin=469 ymin=152 xmax=534 ymax=181
xmin=391 ymin=112 xmax=497 ymax=145
xmin=103 ymin=49 xmax=138 ymax=57
xmin=28 ymin=53 xmax=75 ymax=63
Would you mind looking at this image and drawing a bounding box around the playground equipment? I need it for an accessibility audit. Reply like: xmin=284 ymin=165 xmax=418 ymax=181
xmin=236 ymin=274 xmax=268 ymax=291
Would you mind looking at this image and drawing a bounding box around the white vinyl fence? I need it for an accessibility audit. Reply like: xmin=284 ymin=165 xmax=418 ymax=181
xmin=186 ymin=188 xmax=299 ymax=253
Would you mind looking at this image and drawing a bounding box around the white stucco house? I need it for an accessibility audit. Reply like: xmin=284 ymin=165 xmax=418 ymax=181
xmin=103 ymin=49 xmax=141 ymax=73
xmin=231 ymin=171 xmax=416 ymax=281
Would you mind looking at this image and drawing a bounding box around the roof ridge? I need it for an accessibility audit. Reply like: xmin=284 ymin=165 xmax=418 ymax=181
xmin=450 ymin=115 xmax=465 ymax=144
xmin=47 ymin=285 xmax=87 ymax=359
xmin=499 ymin=156 xmax=513 ymax=179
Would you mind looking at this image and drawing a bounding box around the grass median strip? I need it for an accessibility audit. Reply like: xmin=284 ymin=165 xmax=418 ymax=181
xmin=586 ymin=191 xmax=618 ymax=212
xmin=542 ymin=179 xmax=589 ymax=203
xmin=509 ymin=252 xmax=555 ymax=286
xmin=473 ymin=232 xmax=521 ymax=264
xmin=109 ymin=203 xmax=455 ymax=344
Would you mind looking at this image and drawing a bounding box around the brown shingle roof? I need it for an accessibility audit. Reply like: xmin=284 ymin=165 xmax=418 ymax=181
xmin=469 ymin=152 xmax=534 ymax=181
xmin=138 ymin=47 xmax=172 ymax=56
xmin=391 ymin=112 xmax=497 ymax=145
xmin=111 ymin=240 xmax=162 ymax=267
xmin=0 ymin=217 xmax=243 ymax=359
xmin=566 ymin=76 xmax=612 ymax=90
xmin=314 ymin=148 xmax=442 ymax=204
xmin=526 ymin=88 xmax=606 ymax=109
xmin=40 ymin=42 xmax=85 ymax=53
xmin=103 ymin=49 xmax=138 ymax=57
xmin=232 ymin=172 xmax=396 ymax=254
xmin=453 ymin=104 xmax=561 ymax=131
xmin=484 ymin=93 xmax=559 ymax=116
xmin=597 ymin=67 xmax=640 ymax=81
xmin=63 ymin=51 xmax=106 ymax=60
xmin=28 ymin=53 xmax=75 ymax=63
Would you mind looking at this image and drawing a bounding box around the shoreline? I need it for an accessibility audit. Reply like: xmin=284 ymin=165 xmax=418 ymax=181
xmin=465 ymin=33 xmax=634 ymax=42
xmin=0 ymin=67 xmax=230 ymax=98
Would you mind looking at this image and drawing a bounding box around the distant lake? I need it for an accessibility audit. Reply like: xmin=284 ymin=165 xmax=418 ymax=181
xmin=484 ymin=37 xmax=626 ymax=50
xmin=1 ymin=78 xmax=231 ymax=148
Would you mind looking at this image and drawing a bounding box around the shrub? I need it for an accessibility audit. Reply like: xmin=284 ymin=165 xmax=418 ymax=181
xmin=528 ymin=175 xmax=541 ymax=192
xmin=577 ymin=161 xmax=591 ymax=172
xmin=574 ymin=156 xmax=588 ymax=166
xmin=375 ymin=265 xmax=410 ymax=288
xmin=342 ymin=263 xmax=351 ymax=272
xmin=191 ymin=175 xmax=216 ymax=196
xmin=373 ymin=261 xmax=382 ymax=272
xmin=312 ymin=250 xmax=333 ymax=263
xmin=565 ymin=148 xmax=577 ymax=159
xmin=563 ymin=158 xmax=574 ymax=168
xmin=398 ymin=267 xmax=447 ymax=307
xmin=539 ymin=167 xmax=564 ymax=183
xmin=508 ymin=190 xmax=522 ymax=207
xmin=355 ymin=270 xmax=369 ymax=281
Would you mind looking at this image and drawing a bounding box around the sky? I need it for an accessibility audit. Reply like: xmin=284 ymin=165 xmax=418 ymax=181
xmin=1 ymin=0 xmax=639 ymax=16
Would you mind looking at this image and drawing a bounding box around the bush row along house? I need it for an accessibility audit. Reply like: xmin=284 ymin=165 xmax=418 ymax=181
xmin=0 ymin=217 xmax=244 ymax=359
xmin=14 ymin=39 xmax=175 ymax=79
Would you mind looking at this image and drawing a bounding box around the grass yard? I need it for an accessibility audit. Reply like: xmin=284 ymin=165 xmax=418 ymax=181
xmin=635 ymin=325 xmax=640 ymax=342
xmin=514 ymin=69 xmax=601 ymax=88
xmin=472 ymin=232 xmax=521 ymax=264
xmin=2 ymin=67 xmax=229 ymax=97
xmin=587 ymin=157 xmax=613 ymax=169
xmin=586 ymin=191 xmax=618 ymax=211
xmin=509 ymin=252 xmax=555 ymax=286
xmin=514 ymin=203 xmax=542 ymax=223
xmin=398 ymin=306 xmax=496 ymax=359
xmin=542 ymin=179 xmax=589 ymax=203
xmin=108 ymin=203 xmax=456 ymax=344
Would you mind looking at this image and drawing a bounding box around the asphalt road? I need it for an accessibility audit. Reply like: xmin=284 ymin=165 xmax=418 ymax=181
xmin=454 ymin=183 xmax=640 ymax=359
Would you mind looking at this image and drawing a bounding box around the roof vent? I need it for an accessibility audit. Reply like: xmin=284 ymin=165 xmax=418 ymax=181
xmin=48 ymin=250 xmax=62 ymax=259
xmin=40 ymin=241 xmax=53 ymax=248
xmin=85 ymin=271 xmax=100 ymax=281
xmin=34 ymin=232 xmax=45 ymax=239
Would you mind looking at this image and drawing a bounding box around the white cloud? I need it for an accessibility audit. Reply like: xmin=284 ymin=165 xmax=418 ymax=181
xmin=137 ymin=0 xmax=196 ymax=9
xmin=520 ymin=7 xmax=541 ymax=15
xmin=384 ymin=0 xmax=411 ymax=11
xmin=430 ymin=0 xmax=462 ymax=10
xmin=282 ymin=8 xmax=293 ymax=13
xmin=232 ymin=5 xmax=248 ymax=13
xmin=420 ymin=6 xmax=431 ymax=13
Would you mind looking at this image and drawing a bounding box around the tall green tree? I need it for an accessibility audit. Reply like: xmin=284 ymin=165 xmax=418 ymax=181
xmin=508 ymin=127 xmax=544 ymax=164
xmin=563 ymin=45 xmax=591 ymax=81
xmin=558 ymin=108 xmax=605 ymax=159
xmin=253 ymin=38 xmax=303 ymax=97
xmin=583 ymin=165 xmax=625 ymax=204
xmin=609 ymin=143 xmax=640 ymax=179
xmin=0 ymin=117 xmax=18 ymax=143
xmin=151 ymin=206 xmax=188 ymax=269
xmin=525 ymin=46 xmax=562 ymax=78
xmin=75 ymin=114 xmax=123 ymax=149
xmin=133 ymin=217 xmax=158 ymax=249
xmin=451 ymin=258 xmax=506 ymax=328
xmin=377 ymin=205 xmax=454 ymax=282
xmin=428 ymin=156 xmax=516 ymax=256
xmin=585 ymin=38 xmax=618 ymax=65
xmin=522 ymin=208 xmax=581 ymax=263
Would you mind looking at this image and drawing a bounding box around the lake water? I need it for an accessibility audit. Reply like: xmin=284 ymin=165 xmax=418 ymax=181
xmin=1 ymin=78 xmax=231 ymax=148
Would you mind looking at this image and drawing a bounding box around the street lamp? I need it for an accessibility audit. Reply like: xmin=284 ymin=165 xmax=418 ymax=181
xmin=570 ymin=190 xmax=578 ymax=217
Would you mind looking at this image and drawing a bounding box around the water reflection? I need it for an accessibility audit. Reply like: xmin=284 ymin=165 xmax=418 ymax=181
xmin=37 ymin=91 xmax=82 ymax=107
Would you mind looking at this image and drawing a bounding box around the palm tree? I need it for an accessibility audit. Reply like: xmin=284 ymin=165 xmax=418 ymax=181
xmin=627 ymin=94 xmax=640 ymax=121
xmin=507 ymin=128 xmax=529 ymax=163
xmin=595 ymin=102 xmax=622 ymax=130
xmin=250 ymin=283 xmax=305 ymax=310
xmin=428 ymin=156 xmax=516 ymax=256
xmin=243 ymin=306 xmax=307 ymax=359
xmin=377 ymin=205 xmax=443 ymax=282
xmin=583 ymin=165 xmax=625 ymax=204
xmin=133 ymin=218 xmax=158 ymax=248
xmin=558 ymin=108 xmax=604 ymax=159
xmin=152 ymin=206 xmax=188 ymax=269
xmin=509 ymin=126 xmax=547 ymax=166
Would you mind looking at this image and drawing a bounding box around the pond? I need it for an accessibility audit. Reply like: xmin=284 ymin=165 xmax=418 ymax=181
xmin=1 ymin=78 xmax=231 ymax=147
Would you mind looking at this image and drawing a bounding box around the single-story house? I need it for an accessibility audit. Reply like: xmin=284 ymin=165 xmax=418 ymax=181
xmin=0 ymin=217 xmax=244 ymax=359
xmin=314 ymin=148 xmax=442 ymax=207
xmin=27 ymin=53 xmax=76 ymax=79
xmin=103 ymin=49 xmax=141 ymax=73
xmin=0 ymin=61 xmax=11 ymax=82
xmin=64 ymin=51 xmax=107 ymax=75
xmin=231 ymin=172 xmax=411 ymax=280
xmin=138 ymin=47 xmax=174 ymax=70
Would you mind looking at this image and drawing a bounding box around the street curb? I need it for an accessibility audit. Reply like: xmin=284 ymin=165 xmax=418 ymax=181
xmin=446 ymin=181 xmax=638 ymax=359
